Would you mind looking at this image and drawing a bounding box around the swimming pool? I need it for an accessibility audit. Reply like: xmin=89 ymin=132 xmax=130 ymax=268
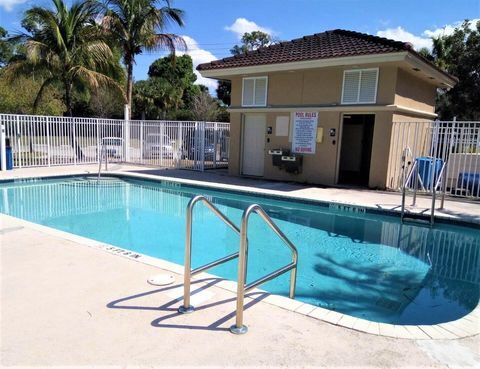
xmin=1 ymin=175 xmax=479 ymax=325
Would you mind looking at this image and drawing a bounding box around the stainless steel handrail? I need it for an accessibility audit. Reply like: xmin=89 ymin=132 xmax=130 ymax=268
xmin=178 ymin=195 xmax=240 ymax=314
xmin=97 ymin=137 xmax=123 ymax=180
xmin=97 ymin=145 xmax=108 ymax=180
xmin=401 ymin=160 xmax=417 ymax=222
xmin=230 ymin=204 xmax=298 ymax=335
xmin=401 ymin=158 xmax=447 ymax=226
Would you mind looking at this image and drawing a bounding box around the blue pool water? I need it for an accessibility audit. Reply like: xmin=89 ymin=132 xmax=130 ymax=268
xmin=1 ymin=176 xmax=479 ymax=325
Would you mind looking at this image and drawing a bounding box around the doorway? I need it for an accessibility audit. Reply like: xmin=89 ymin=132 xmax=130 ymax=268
xmin=242 ymin=114 xmax=266 ymax=176
xmin=338 ymin=114 xmax=375 ymax=186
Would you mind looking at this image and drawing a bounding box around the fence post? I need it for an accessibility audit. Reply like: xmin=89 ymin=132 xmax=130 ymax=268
xmin=46 ymin=116 xmax=51 ymax=167
xmin=213 ymin=122 xmax=218 ymax=169
xmin=200 ymin=121 xmax=205 ymax=171
xmin=177 ymin=121 xmax=182 ymax=169
xmin=16 ymin=115 xmax=21 ymax=168
xmin=0 ymin=123 xmax=6 ymax=172
xmin=96 ymin=119 xmax=100 ymax=162
xmin=124 ymin=104 xmax=130 ymax=162
xmin=140 ymin=120 xmax=143 ymax=164
xmin=72 ymin=118 xmax=77 ymax=165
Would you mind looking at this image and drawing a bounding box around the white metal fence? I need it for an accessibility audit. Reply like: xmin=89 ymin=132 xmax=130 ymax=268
xmin=0 ymin=114 xmax=230 ymax=171
xmin=388 ymin=120 xmax=480 ymax=200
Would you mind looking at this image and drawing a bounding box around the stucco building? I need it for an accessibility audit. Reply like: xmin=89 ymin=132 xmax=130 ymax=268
xmin=198 ymin=29 xmax=457 ymax=189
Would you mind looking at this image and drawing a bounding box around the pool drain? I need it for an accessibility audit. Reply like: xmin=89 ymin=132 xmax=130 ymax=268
xmin=147 ymin=274 xmax=175 ymax=286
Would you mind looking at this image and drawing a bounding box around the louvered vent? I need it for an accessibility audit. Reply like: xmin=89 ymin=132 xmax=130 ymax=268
xmin=342 ymin=68 xmax=378 ymax=104
xmin=242 ymin=77 xmax=268 ymax=106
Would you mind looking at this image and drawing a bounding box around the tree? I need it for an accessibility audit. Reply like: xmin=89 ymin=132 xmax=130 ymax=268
xmin=217 ymin=31 xmax=274 ymax=106
xmin=89 ymin=85 xmax=125 ymax=118
xmin=0 ymin=72 xmax=65 ymax=115
xmin=133 ymin=54 xmax=203 ymax=119
xmin=430 ymin=20 xmax=480 ymax=120
xmin=132 ymin=77 xmax=183 ymax=119
xmin=216 ymin=80 xmax=231 ymax=106
xmin=6 ymin=0 xmax=124 ymax=116
xmin=0 ymin=27 xmax=14 ymax=67
xmin=148 ymin=54 xmax=199 ymax=110
xmin=230 ymin=30 xmax=273 ymax=55
xmin=101 ymin=0 xmax=186 ymax=116
xmin=191 ymin=91 xmax=221 ymax=121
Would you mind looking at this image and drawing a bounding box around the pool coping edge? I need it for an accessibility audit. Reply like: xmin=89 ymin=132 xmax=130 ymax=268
xmin=2 ymin=169 xmax=478 ymax=227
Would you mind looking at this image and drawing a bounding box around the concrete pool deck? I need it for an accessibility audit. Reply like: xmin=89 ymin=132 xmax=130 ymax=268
xmin=1 ymin=214 xmax=479 ymax=368
xmin=1 ymin=164 xmax=480 ymax=367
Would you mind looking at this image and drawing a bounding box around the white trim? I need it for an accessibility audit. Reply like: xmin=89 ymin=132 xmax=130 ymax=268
xmin=228 ymin=104 xmax=438 ymax=118
xmin=200 ymin=52 xmax=456 ymax=88
xmin=341 ymin=68 xmax=379 ymax=105
xmin=242 ymin=76 xmax=268 ymax=107
xmin=405 ymin=53 xmax=457 ymax=88
xmin=199 ymin=52 xmax=408 ymax=78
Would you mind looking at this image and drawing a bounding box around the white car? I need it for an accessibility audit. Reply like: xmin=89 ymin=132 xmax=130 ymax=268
xmin=144 ymin=134 xmax=175 ymax=158
xmin=100 ymin=137 xmax=123 ymax=159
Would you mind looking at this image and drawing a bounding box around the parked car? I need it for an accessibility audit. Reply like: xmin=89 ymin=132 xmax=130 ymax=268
xmin=187 ymin=143 xmax=229 ymax=162
xmin=188 ymin=143 xmax=215 ymax=160
xmin=99 ymin=137 xmax=123 ymax=159
xmin=144 ymin=134 xmax=175 ymax=158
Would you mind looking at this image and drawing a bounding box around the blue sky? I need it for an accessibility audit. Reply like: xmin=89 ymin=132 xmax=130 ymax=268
xmin=1 ymin=0 xmax=479 ymax=91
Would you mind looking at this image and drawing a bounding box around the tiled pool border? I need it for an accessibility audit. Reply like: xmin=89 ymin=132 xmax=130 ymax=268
xmin=1 ymin=171 xmax=479 ymax=228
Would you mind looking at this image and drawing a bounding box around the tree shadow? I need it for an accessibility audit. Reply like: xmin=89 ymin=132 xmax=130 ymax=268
xmin=306 ymin=253 xmax=430 ymax=320
xmin=106 ymin=277 xmax=269 ymax=332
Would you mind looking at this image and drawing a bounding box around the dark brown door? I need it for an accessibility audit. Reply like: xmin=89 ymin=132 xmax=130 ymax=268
xmin=338 ymin=114 xmax=375 ymax=186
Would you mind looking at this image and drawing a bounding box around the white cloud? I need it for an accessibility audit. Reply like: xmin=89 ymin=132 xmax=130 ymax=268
xmin=423 ymin=19 xmax=479 ymax=38
xmin=224 ymin=18 xmax=273 ymax=39
xmin=177 ymin=35 xmax=218 ymax=92
xmin=376 ymin=26 xmax=432 ymax=50
xmin=377 ymin=19 xmax=480 ymax=51
xmin=0 ymin=0 xmax=26 ymax=11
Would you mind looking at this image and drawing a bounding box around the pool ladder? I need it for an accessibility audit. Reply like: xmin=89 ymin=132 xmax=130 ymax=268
xmin=178 ymin=195 xmax=298 ymax=335
xmin=97 ymin=143 xmax=108 ymax=180
xmin=97 ymin=137 xmax=122 ymax=180
xmin=400 ymin=149 xmax=448 ymax=226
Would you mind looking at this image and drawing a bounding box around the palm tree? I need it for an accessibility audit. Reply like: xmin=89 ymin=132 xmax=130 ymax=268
xmin=6 ymin=0 xmax=124 ymax=160
xmin=7 ymin=0 xmax=124 ymax=116
xmin=101 ymin=0 xmax=186 ymax=116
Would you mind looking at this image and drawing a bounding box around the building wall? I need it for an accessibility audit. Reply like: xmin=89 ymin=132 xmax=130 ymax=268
xmin=227 ymin=63 xmax=436 ymax=189
xmin=229 ymin=110 xmax=395 ymax=188
xmin=230 ymin=63 xmax=399 ymax=107
xmin=394 ymin=68 xmax=437 ymax=113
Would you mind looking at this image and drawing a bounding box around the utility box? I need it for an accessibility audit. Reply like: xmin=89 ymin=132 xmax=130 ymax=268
xmin=1 ymin=138 xmax=13 ymax=170
xmin=281 ymin=155 xmax=303 ymax=174
xmin=269 ymin=149 xmax=288 ymax=167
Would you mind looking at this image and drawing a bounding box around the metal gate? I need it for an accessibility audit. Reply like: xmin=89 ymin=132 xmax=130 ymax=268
xmin=127 ymin=120 xmax=229 ymax=171
xmin=0 ymin=114 xmax=229 ymax=171
xmin=388 ymin=120 xmax=480 ymax=199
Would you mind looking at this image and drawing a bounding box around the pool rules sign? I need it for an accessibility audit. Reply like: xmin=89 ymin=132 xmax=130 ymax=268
xmin=292 ymin=112 xmax=318 ymax=154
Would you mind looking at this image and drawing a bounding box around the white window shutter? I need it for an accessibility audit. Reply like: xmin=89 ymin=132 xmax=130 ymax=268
xmin=254 ymin=78 xmax=267 ymax=105
xmin=243 ymin=79 xmax=254 ymax=106
xmin=359 ymin=69 xmax=378 ymax=103
xmin=242 ymin=77 xmax=267 ymax=106
xmin=342 ymin=71 xmax=360 ymax=104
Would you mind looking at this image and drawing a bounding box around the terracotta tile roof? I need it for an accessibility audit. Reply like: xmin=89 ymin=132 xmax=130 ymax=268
xmin=197 ymin=29 xmax=454 ymax=81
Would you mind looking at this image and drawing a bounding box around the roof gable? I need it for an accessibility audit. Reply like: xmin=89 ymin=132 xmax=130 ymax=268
xmin=197 ymin=29 xmax=456 ymax=85
xmin=197 ymin=29 xmax=412 ymax=71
